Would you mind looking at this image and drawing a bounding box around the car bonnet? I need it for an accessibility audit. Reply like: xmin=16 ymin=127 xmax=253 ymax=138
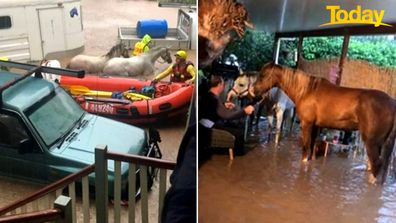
xmin=54 ymin=114 xmax=147 ymax=163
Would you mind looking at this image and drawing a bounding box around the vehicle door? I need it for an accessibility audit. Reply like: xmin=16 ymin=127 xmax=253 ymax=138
xmin=0 ymin=111 xmax=47 ymax=184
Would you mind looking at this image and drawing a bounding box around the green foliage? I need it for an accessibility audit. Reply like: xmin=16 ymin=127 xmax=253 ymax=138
xmin=222 ymin=29 xmax=274 ymax=71
xmin=279 ymin=39 xmax=298 ymax=67
xmin=302 ymin=37 xmax=343 ymax=60
xmin=302 ymin=36 xmax=396 ymax=67
xmin=347 ymin=38 xmax=396 ymax=67
xmin=222 ymin=30 xmax=299 ymax=70
xmin=222 ymin=31 xmax=396 ymax=69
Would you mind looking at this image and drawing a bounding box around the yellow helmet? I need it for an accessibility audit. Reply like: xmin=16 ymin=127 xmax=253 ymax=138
xmin=175 ymin=50 xmax=187 ymax=59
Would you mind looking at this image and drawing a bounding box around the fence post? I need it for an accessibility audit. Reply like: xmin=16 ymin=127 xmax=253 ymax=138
xmin=54 ymin=195 xmax=72 ymax=223
xmin=95 ymin=144 xmax=108 ymax=223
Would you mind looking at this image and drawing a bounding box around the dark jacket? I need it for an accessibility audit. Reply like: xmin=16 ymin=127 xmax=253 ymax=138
xmin=199 ymin=91 xmax=245 ymax=124
xmin=161 ymin=125 xmax=196 ymax=223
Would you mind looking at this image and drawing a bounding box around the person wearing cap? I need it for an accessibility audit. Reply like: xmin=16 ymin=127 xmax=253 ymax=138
xmin=153 ymin=50 xmax=196 ymax=84
xmin=132 ymin=34 xmax=152 ymax=56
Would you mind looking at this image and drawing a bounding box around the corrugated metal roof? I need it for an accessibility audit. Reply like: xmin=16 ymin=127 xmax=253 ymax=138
xmin=240 ymin=0 xmax=396 ymax=33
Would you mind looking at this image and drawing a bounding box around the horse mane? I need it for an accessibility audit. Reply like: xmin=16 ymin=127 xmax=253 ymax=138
xmin=148 ymin=45 xmax=161 ymax=51
xmin=272 ymin=63 xmax=322 ymax=101
xmin=139 ymin=45 xmax=167 ymax=56
xmin=105 ymin=43 xmax=125 ymax=57
xmin=244 ymin=70 xmax=259 ymax=77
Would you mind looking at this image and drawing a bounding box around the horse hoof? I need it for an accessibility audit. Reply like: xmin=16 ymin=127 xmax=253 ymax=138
xmin=368 ymin=174 xmax=377 ymax=185
xmin=366 ymin=162 xmax=372 ymax=172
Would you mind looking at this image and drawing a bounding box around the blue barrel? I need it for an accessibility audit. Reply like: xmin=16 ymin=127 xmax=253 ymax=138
xmin=136 ymin=19 xmax=168 ymax=38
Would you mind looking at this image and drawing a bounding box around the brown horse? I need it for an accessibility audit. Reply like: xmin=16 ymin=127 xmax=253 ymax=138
xmin=253 ymin=62 xmax=396 ymax=184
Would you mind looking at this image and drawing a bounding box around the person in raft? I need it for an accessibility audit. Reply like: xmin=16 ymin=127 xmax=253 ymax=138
xmin=153 ymin=50 xmax=196 ymax=84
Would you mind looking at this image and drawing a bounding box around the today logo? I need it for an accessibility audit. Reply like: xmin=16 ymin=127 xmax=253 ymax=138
xmin=320 ymin=5 xmax=392 ymax=27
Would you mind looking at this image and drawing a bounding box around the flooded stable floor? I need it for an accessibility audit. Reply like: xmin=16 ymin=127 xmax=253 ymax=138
xmin=199 ymin=125 xmax=396 ymax=223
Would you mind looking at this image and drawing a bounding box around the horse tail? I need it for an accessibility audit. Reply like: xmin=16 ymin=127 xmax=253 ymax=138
xmin=379 ymin=105 xmax=396 ymax=184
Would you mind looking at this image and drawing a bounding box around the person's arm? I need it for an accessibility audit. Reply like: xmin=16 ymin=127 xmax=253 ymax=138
xmin=143 ymin=45 xmax=150 ymax=53
xmin=154 ymin=65 xmax=173 ymax=81
xmin=216 ymin=100 xmax=245 ymax=120
xmin=186 ymin=65 xmax=196 ymax=81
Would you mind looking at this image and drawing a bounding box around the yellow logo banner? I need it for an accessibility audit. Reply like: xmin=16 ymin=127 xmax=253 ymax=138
xmin=320 ymin=5 xmax=392 ymax=27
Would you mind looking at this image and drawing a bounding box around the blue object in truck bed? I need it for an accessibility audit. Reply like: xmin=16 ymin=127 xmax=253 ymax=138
xmin=136 ymin=19 xmax=168 ymax=38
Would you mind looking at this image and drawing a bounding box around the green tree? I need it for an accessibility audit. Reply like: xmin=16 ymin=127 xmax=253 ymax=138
xmin=222 ymin=29 xmax=274 ymax=71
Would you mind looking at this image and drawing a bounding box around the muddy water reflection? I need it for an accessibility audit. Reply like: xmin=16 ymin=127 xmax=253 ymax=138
xmin=199 ymin=131 xmax=396 ymax=223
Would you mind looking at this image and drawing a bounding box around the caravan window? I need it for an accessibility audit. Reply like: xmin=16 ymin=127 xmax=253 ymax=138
xmin=0 ymin=16 xmax=11 ymax=29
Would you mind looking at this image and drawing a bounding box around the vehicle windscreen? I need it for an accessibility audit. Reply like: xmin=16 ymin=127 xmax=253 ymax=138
xmin=26 ymin=88 xmax=84 ymax=146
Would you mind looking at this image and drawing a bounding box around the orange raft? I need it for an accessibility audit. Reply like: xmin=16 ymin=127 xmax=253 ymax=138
xmin=60 ymin=75 xmax=194 ymax=124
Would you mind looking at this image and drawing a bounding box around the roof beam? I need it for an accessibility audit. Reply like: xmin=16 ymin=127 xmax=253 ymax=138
xmin=275 ymin=23 xmax=396 ymax=38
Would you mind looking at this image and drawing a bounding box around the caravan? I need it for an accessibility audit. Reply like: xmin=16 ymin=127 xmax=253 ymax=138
xmin=0 ymin=0 xmax=84 ymax=62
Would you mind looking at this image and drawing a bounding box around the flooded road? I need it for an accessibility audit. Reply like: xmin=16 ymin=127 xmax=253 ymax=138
xmin=199 ymin=124 xmax=396 ymax=223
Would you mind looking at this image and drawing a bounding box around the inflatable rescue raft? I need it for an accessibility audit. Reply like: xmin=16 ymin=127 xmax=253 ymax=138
xmin=61 ymin=75 xmax=193 ymax=124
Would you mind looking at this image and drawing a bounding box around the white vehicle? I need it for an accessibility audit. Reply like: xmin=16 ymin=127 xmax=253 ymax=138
xmin=0 ymin=0 xmax=84 ymax=62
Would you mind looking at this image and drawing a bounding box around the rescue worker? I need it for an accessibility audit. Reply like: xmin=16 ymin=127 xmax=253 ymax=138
xmin=153 ymin=50 xmax=196 ymax=84
xmin=132 ymin=34 xmax=151 ymax=56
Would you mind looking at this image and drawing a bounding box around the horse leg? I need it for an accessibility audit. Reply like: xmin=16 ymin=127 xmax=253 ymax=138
xmin=300 ymin=122 xmax=313 ymax=162
xmin=375 ymin=115 xmax=396 ymax=184
xmin=288 ymin=107 xmax=296 ymax=136
xmin=255 ymin=102 xmax=263 ymax=127
xmin=364 ymin=139 xmax=382 ymax=184
xmin=310 ymin=126 xmax=320 ymax=160
xmin=266 ymin=115 xmax=274 ymax=143
xmin=274 ymin=108 xmax=284 ymax=147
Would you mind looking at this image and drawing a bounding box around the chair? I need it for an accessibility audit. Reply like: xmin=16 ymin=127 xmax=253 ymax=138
xmin=210 ymin=128 xmax=235 ymax=160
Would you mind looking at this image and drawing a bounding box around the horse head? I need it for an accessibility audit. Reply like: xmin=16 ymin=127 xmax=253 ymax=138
xmin=253 ymin=62 xmax=280 ymax=97
xmin=161 ymin=48 xmax=172 ymax=64
xmin=226 ymin=71 xmax=257 ymax=102
xmin=106 ymin=43 xmax=129 ymax=59
xmin=143 ymin=46 xmax=172 ymax=64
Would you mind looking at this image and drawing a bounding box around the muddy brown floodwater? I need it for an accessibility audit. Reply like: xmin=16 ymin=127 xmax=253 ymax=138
xmin=199 ymin=122 xmax=396 ymax=223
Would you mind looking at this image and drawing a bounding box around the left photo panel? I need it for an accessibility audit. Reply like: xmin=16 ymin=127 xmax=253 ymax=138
xmin=0 ymin=0 xmax=197 ymax=222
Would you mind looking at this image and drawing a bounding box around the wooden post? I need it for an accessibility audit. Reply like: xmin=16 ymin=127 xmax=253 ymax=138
xmin=95 ymin=144 xmax=108 ymax=223
xmin=82 ymin=176 xmax=90 ymax=223
xmin=140 ymin=166 xmax=149 ymax=223
xmin=54 ymin=195 xmax=72 ymax=223
xmin=128 ymin=164 xmax=137 ymax=223
xmin=114 ymin=161 xmax=122 ymax=223
xmin=67 ymin=182 xmax=76 ymax=223
xmin=337 ymin=34 xmax=350 ymax=85
xmin=158 ymin=169 xmax=167 ymax=223
xmin=296 ymin=34 xmax=304 ymax=68
xmin=273 ymin=36 xmax=281 ymax=64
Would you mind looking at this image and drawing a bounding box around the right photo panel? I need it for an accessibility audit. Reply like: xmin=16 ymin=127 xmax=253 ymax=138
xmin=198 ymin=0 xmax=396 ymax=222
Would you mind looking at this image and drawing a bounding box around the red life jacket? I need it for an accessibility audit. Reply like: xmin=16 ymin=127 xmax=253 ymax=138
xmin=171 ymin=61 xmax=194 ymax=82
